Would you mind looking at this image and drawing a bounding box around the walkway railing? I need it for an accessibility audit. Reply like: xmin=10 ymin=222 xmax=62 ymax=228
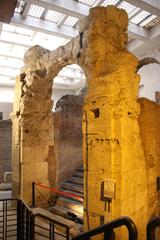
xmin=147 ymin=217 xmax=160 ymax=240
xmin=1 ymin=197 xmax=159 ymax=240
xmin=31 ymin=213 xmax=70 ymax=240
xmin=0 ymin=198 xmax=70 ymax=240
xmin=73 ymin=216 xmax=137 ymax=240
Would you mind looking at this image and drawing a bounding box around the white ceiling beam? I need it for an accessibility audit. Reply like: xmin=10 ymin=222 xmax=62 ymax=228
xmin=0 ymin=64 xmax=21 ymax=69
xmin=0 ymin=22 xmax=3 ymax=36
xmin=11 ymin=13 xmax=150 ymax=41
xmin=127 ymin=23 xmax=160 ymax=56
xmin=24 ymin=0 xmax=89 ymax=18
xmin=125 ymin=0 xmax=160 ymax=17
xmin=0 ymin=54 xmax=23 ymax=60
xmin=0 ymin=83 xmax=15 ymax=87
xmin=0 ymin=74 xmax=16 ymax=78
xmin=128 ymin=22 xmax=149 ymax=40
xmin=22 ymin=1 xmax=32 ymax=18
xmin=11 ymin=13 xmax=77 ymax=39
xmin=0 ymin=39 xmax=30 ymax=48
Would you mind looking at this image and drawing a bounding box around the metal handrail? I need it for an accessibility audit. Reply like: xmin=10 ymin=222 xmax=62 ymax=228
xmin=73 ymin=216 xmax=137 ymax=240
xmin=32 ymin=212 xmax=71 ymax=229
xmin=31 ymin=212 xmax=70 ymax=240
xmin=147 ymin=217 xmax=160 ymax=240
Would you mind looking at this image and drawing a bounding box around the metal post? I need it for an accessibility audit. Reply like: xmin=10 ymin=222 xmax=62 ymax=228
xmin=32 ymin=182 xmax=36 ymax=207
xmin=17 ymin=199 xmax=22 ymax=240
xmin=30 ymin=214 xmax=35 ymax=240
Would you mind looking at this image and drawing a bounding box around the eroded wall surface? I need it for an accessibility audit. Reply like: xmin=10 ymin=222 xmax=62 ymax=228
xmin=78 ymin=7 xmax=147 ymax=239
xmin=0 ymin=120 xmax=12 ymax=182
xmin=54 ymin=95 xmax=83 ymax=184
xmin=138 ymin=98 xmax=160 ymax=218
xmin=11 ymin=5 xmax=158 ymax=239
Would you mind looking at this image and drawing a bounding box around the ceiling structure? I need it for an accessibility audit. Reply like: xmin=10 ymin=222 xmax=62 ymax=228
xmin=0 ymin=0 xmax=160 ymax=91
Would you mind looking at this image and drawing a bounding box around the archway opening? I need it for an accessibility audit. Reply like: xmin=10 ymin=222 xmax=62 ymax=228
xmin=47 ymin=64 xmax=86 ymax=224
xmin=138 ymin=58 xmax=160 ymax=102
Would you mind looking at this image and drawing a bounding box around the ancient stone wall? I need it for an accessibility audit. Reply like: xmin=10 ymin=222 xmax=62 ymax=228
xmin=11 ymin=5 xmax=160 ymax=239
xmin=78 ymin=6 xmax=148 ymax=240
xmin=0 ymin=120 xmax=12 ymax=182
xmin=138 ymin=98 xmax=160 ymax=218
xmin=53 ymin=95 xmax=83 ymax=184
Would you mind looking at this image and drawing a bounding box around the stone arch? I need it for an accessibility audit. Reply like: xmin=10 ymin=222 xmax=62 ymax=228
xmin=11 ymin=37 xmax=83 ymax=204
xmin=137 ymin=57 xmax=160 ymax=102
xmin=52 ymin=65 xmax=85 ymax=186
xmin=11 ymin=5 xmax=156 ymax=239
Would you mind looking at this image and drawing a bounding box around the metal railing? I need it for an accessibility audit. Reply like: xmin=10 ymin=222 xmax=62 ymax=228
xmin=31 ymin=213 xmax=70 ymax=240
xmin=0 ymin=198 xmax=18 ymax=240
xmin=0 ymin=198 xmax=70 ymax=240
xmin=147 ymin=217 xmax=160 ymax=240
xmin=73 ymin=216 xmax=137 ymax=240
xmin=2 ymin=198 xmax=156 ymax=240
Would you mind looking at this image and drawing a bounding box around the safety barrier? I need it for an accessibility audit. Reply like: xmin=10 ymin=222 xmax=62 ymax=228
xmin=147 ymin=217 xmax=160 ymax=240
xmin=32 ymin=181 xmax=83 ymax=207
xmin=0 ymin=198 xmax=70 ymax=240
xmin=31 ymin=213 xmax=70 ymax=240
xmin=73 ymin=216 xmax=137 ymax=240
xmin=0 ymin=197 xmax=159 ymax=240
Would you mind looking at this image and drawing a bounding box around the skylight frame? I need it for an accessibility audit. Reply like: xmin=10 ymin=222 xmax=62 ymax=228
xmin=28 ymin=4 xmax=45 ymax=18
xmin=45 ymin=10 xmax=65 ymax=24
xmin=64 ymin=16 xmax=79 ymax=27
xmin=139 ymin=15 xmax=157 ymax=27
xmin=144 ymin=17 xmax=160 ymax=29
xmin=119 ymin=1 xmax=140 ymax=19
xmin=15 ymin=0 xmax=25 ymax=14
xmin=79 ymin=0 xmax=97 ymax=6
xmin=130 ymin=10 xmax=151 ymax=25
xmin=101 ymin=0 xmax=120 ymax=7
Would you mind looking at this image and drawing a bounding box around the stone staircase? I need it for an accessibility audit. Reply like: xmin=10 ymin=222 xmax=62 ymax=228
xmin=49 ymin=165 xmax=84 ymax=231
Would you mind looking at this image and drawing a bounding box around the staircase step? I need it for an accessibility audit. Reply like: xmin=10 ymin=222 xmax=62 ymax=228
xmin=78 ymin=165 xmax=83 ymax=171
xmin=56 ymin=197 xmax=83 ymax=216
xmin=72 ymin=171 xmax=83 ymax=178
xmin=49 ymin=205 xmax=83 ymax=224
xmin=59 ymin=189 xmax=83 ymax=203
xmin=67 ymin=177 xmax=83 ymax=186
xmin=61 ymin=182 xmax=83 ymax=194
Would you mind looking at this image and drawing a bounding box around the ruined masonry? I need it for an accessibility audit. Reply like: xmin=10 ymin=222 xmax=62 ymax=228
xmin=11 ymin=6 xmax=160 ymax=240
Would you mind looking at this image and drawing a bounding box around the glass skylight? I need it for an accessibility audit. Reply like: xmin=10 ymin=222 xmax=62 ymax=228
xmin=140 ymin=15 xmax=157 ymax=27
xmin=101 ymin=0 xmax=119 ymax=7
xmin=128 ymin=7 xmax=141 ymax=19
xmin=64 ymin=16 xmax=79 ymax=27
xmin=144 ymin=17 xmax=160 ymax=29
xmin=79 ymin=0 xmax=97 ymax=6
xmin=45 ymin=10 xmax=65 ymax=24
xmin=131 ymin=10 xmax=151 ymax=24
xmin=28 ymin=4 xmax=45 ymax=18
xmin=15 ymin=0 xmax=25 ymax=14
xmin=119 ymin=1 xmax=140 ymax=18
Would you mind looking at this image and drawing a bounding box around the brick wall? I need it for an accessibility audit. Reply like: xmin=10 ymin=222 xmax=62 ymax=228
xmin=0 ymin=120 xmax=12 ymax=182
